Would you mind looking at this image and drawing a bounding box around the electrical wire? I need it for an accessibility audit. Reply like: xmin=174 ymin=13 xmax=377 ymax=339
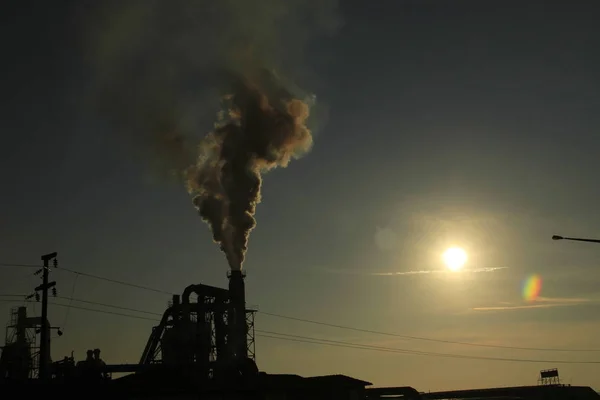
xmin=58 ymin=267 xmax=174 ymax=295
xmin=0 ymin=295 xmax=162 ymax=317
xmin=256 ymin=334 xmax=600 ymax=365
xmin=55 ymin=296 xmax=162 ymax=316
xmin=1 ymin=297 xmax=597 ymax=365
xmin=0 ymin=263 xmax=174 ymax=295
xmin=0 ymin=263 xmax=39 ymax=268
xmin=2 ymin=261 xmax=599 ymax=353
xmin=255 ymin=331 xmax=600 ymax=364
xmin=50 ymin=302 xmax=159 ymax=321
xmin=257 ymin=312 xmax=600 ymax=352
xmin=61 ymin=274 xmax=79 ymax=330
xmin=0 ymin=299 xmax=159 ymax=322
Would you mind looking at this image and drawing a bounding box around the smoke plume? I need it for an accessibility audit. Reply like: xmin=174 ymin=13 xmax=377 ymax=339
xmin=84 ymin=0 xmax=340 ymax=269
xmin=188 ymin=70 xmax=312 ymax=269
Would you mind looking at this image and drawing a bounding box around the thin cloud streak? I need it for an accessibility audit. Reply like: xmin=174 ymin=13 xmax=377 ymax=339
xmin=535 ymin=297 xmax=591 ymax=303
xmin=370 ymin=267 xmax=506 ymax=276
xmin=319 ymin=267 xmax=507 ymax=276
xmin=473 ymin=297 xmax=593 ymax=312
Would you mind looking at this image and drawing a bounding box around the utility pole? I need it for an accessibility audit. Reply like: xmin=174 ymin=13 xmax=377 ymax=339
xmin=36 ymin=252 xmax=58 ymax=381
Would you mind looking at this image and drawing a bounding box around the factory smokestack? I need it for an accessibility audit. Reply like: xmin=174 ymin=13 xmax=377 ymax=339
xmin=187 ymin=70 xmax=313 ymax=270
xmin=227 ymin=269 xmax=248 ymax=361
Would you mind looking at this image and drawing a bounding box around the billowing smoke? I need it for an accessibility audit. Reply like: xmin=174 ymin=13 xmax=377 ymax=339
xmin=188 ymin=70 xmax=312 ymax=269
xmin=83 ymin=0 xmax=340 ymax=269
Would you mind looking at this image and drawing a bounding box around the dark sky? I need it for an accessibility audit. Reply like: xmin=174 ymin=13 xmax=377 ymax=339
xmin=2 ymin=0 xmax=600 ymax=390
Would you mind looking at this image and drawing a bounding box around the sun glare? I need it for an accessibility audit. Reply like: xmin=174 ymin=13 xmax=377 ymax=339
xmin=443 ymin=247 xmax=468 ymax=271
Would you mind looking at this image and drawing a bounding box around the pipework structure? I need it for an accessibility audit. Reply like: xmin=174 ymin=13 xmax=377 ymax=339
xmin=0 ymin=307 xmax=39 ymax=381
xmin=139 ymin=271 xmax=257 ymax=381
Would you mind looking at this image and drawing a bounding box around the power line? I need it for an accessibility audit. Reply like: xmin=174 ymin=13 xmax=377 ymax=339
xmin=256 ymin=333 xmax=600 ymax=364
xmin=51 ymin=302 xmax=159 ymax=321
xmin=0 ymin=299 xmax=159 ymax=322
xmin=262 ymin=331 xmax=600 ymax=364
xmin=257 ymin=311 xmax=600 ymax=352
xmin=0 ymin=294 xmax=163 ymax=316
xmin=62 ymin=274 xmax=79 ymax=330
xmin=59 ymin=267 xmax=174 ymax=295
xmin=0 ymin=263 xmax=38 ymax=268
xmin=0 ymin=263 xmax=174 ymax=295
xmin=1 ymin=297 xmax=596 ymax=365
xmin=2 ymin=262 xmax=599 ymax=353
xmin=55 ymin=296 xmax=162 ymax=316
xmin=0 ymin=294 xmax=163 ymax=317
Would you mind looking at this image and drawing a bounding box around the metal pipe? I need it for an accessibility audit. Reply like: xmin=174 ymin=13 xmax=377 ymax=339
xmin=139 ymin=307 xmax=174 ymax=365
xmin=227 ymin=270 xmax=248 ymax=360
xmin=179 ymin=284 xmax=228 ymax=367
xmin=181 ymin=284 xmax=228 ymax=326
xmin=552 ymin=235 xmax=600 ymax=244
xmin=215 ymin=309 xmax=227 ymax=359
xmin=181 ymin=284 xmax=229 ymax=304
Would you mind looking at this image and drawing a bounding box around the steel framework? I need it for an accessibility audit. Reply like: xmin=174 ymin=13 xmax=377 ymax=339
xmin=246 ymin=310 xmax=256 ymax=361
xmin=538 ymin=368 xmax=560 ymax=385
xmin=139 ymin=283 xmax=256 ymax=378
xmin=0 ymin=307 xmax=40 ymax=380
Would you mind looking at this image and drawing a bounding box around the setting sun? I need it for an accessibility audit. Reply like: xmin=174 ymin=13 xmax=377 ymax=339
xmin=443 ymin=247 xmax=468 ymax=271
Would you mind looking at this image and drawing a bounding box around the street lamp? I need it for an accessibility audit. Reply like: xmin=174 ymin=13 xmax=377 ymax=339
xmin=552 ymin=235 xmax=600 ymax=244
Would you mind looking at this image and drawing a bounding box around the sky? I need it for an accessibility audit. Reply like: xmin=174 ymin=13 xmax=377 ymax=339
xmin=2 ymin=0 xmax=600 ymax=391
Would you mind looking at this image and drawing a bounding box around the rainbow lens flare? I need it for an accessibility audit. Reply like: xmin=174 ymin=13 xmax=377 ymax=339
xmin=522 ymin=274 xmax=542 ymax=302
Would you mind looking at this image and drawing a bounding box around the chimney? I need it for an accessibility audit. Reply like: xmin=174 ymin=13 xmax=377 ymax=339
xmin=227 ymin=270 xmax=248 ymax=360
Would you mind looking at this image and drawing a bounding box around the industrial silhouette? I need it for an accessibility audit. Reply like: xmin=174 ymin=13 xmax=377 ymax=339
xmin=1 ymin=251 xmax=599 ymax=399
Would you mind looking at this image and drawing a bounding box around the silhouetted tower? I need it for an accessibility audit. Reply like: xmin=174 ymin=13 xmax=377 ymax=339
xmin=36 ymin=252 xmax=58 ymax=380
xmin=0 ymin=307 xmax=36 ymax=380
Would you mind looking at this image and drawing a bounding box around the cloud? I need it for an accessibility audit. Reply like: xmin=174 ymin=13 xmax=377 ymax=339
xmin=472 ymin=297 xmax=593 ymax=311
xmin=535 ymin=296 xmax=592 ymax=303
xmin=318 ymin=266 xmax=507 ymax=276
